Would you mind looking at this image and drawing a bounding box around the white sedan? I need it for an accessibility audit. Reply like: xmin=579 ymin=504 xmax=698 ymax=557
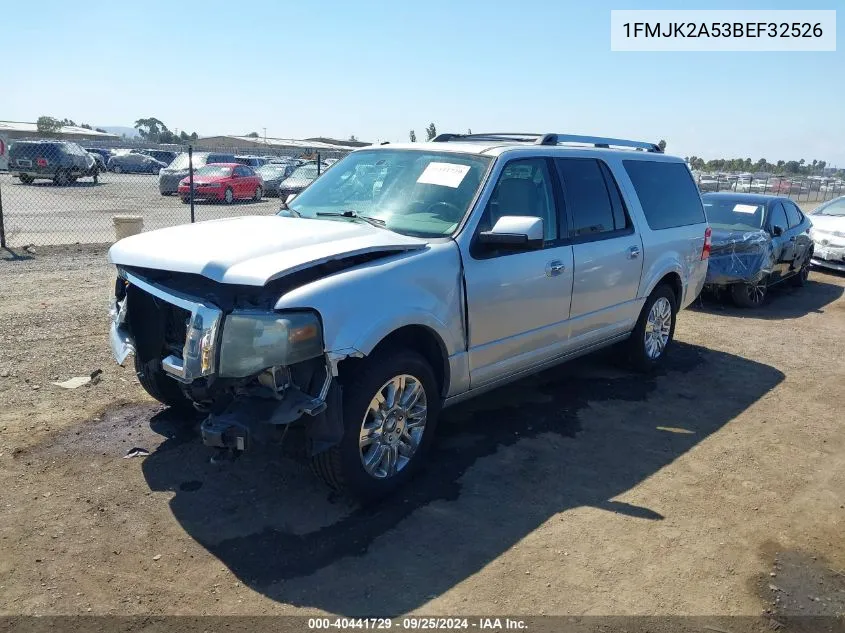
xmin=809 ymin=196 xmax=845 ymax=272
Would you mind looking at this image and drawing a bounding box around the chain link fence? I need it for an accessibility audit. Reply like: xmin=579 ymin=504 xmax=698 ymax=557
xmin=0 ymin=140 xmax=351 ymax=247
xmin=1 ymin=140 xmax=843 ymax=248
xmin=692 ymin=171 xmax=845 ymax=201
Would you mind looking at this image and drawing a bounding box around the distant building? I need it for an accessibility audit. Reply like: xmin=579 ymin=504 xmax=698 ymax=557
xmin=196 ymin=135 xmax=369 ymax=153
xmin=0 ymin=120 xmax=119 ymax=142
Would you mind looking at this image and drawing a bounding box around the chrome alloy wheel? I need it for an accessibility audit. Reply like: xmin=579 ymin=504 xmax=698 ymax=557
xmin=644 ymin=297 xmax=672 ymax=360
xmin=359 ymin=374 xmax=428 ymax=479
xmin=746 ymin=280 xmax=767 ymax=305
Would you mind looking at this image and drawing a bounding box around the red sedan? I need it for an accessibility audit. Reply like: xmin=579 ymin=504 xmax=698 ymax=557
xmin=178 ymin=163 xmax=263 ymax=204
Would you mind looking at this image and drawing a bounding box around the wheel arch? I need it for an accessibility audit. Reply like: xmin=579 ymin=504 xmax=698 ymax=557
xmin=651 ymin=271 xmax=683 ymax=309
xmin=337 ymin=324 xmax=450 ymax=398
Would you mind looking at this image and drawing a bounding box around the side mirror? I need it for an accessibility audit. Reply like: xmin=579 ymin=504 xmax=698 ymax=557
xmin=478 ymin=216 xmax=544 ymax=249
xmin=286 ymin=193 xmax=297 ymax=204
xmin=772 ymin=225 xmax=784 ymax=237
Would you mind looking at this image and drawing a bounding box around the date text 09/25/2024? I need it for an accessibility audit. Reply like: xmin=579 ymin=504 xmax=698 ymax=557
xmin=307 ymin=618 xmax=528 ymax=630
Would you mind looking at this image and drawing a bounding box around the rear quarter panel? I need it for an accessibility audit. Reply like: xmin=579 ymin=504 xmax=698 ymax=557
xmin=605 ymin=154 xmax=708 ymax=309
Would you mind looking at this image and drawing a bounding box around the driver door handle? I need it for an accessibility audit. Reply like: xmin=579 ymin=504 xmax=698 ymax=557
xmin=627 ymin=246 xmax=641 ymax=259
xmin=546 ymin=260 xmax=565 ymax=277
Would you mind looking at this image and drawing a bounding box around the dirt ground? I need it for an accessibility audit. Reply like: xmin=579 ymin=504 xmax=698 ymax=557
xmin=1 ymin=244 xmax=844 ymax=626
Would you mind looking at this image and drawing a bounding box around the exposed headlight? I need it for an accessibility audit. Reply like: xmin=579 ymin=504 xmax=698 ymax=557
xmin=218 ymin=311 xmax=323 ymax=378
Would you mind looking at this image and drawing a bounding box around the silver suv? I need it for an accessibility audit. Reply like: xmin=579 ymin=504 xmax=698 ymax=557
xmin=108 ymin=132 xmax=710 ymax=500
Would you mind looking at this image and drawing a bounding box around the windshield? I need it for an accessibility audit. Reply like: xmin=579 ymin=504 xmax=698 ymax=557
xmin=287 ymin=164 xmax=320 ymax=181
xmin=258 ymin=165 xmax=288 ymax=178
xmin=702 ymin=197 xmax=766 ymax=230
xmin=194 ymin=165 xmax=231 ymax=178
xmin=167 ymin=153 xmax=207 ymax=170
xmin=811 ymin=198 xmax=845 ymax=217
xmin=285 ymin=149 xmax=493 ymax=237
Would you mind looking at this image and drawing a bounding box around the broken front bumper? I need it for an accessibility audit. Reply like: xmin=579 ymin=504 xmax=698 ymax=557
xmin=110 ymin=269 xmax=223 ymax=382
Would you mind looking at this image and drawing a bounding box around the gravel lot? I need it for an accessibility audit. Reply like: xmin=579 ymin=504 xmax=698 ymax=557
xmin=0 ymin=172 xmax=282 ymax=246
xmin=1 ymin=245 xmax=844 ymax=626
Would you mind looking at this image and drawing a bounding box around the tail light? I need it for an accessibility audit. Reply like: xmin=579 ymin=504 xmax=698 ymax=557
xmin=701 ymin=226 xmax=712 ymax=260
xmin=36 ymin=157 xmax=48 ymax=167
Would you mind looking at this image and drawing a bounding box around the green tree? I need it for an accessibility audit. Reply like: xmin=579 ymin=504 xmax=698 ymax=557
xmin=190 ymin=132 xmax=198 ymax=141
xmin=409 ymin=130 xmax=417 ymax=142
xmin=349 ymin=135 xmax=358 ymax=142
xmin=657 ymin=139 xmax=667 ymax=152
xmin=246 ymin=131 xmax=259 ymax=138
xmin=425 ymin=122 xmax=437 ymax=141
xmin=180 ymin=131 xmax=189 ymax=141
xmin=95 ymin=127 xmax=107 ymax=134
xmin=134 ymin=117 xmax=169 ymax=142
xmin=36 ymin=116 xmax=63 ymax=133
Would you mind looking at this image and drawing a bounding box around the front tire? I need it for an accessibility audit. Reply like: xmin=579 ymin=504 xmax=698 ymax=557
xmin=310 ymin=350 xmax=441 ymax=501
xmin=224 ymin=187 xmax=234 ymax=204
xmin=625 ymin=284 xmax=677 ymax=372
xmin=19 ymin=174 xmax=34 ymax=184
xmin=134 ymin=356 xmax=195 ymax=413
xmin=113 ymin=165 xmax=122 ymax=174
xmin=53 ymin=170 xmax=70 ymax=186
xmin=731 ymin=278 xmax=767 ymax=308
xmin=253 ymin=186 xmax=263 ymax=202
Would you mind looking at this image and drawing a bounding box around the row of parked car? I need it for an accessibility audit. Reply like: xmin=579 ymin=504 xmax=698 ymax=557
xmin=5 ymin=140 xmax=339 ymax=196
xmin=159 ymin=152 xmax=333 ymax=203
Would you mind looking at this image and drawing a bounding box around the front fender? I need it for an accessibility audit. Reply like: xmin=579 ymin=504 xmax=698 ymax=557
xmin=273 ymin=240 xmax=465 ymax=362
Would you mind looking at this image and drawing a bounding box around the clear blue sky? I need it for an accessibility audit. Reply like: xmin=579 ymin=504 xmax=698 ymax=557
xmin=4 ymin=0 xmax=842 ymax=165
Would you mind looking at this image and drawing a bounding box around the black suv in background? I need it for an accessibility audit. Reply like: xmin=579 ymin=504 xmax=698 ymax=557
xmin=9 ymin=141 xmax=98 ymax=185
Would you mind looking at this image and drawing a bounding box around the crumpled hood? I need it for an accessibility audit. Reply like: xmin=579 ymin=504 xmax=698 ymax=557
xmin=108 ymin=215 xmax=427 ymax=286
xmin=809 ymin=214 xmax=845 ymax=234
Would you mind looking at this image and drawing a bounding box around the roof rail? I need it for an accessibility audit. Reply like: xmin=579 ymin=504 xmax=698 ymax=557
xmin=431 ymin=132 xmax=662 ymax=153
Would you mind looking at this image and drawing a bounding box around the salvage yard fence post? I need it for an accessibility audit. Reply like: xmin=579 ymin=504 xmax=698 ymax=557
xmin=188 ymin=145 xmax=195 ymax=223
xmin=0 ymin=176 xmax=5 ymax=248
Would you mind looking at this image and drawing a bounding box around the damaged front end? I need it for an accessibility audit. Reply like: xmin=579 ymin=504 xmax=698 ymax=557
xmin=109 ymin=268 xmax=343 ymax=457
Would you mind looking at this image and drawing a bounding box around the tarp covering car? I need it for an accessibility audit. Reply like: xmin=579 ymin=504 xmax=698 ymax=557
xmin=705 ymin=228 xmax=776 ymax=285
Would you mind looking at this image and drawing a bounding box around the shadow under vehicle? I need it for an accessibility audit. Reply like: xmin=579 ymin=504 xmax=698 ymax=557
xmin=141 ymin=342 xmax=783 ymax=616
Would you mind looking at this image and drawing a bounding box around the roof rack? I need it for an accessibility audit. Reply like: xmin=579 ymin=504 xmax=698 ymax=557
xmin=430 ymin=132 xmax=662 ymax=153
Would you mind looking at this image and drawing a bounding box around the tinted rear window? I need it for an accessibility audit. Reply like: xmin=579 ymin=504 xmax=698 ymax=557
xmin=624 ymin=160 xmax=706 ymax=230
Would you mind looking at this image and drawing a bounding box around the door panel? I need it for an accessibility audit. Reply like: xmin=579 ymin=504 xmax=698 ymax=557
xmin=569 ymin=236 xmax=644 ymax=346
xmin=463 ymin=157 xmax=574 ymax=387
xmin=464 ymin=246 xmax=574 ymax=386
xmin=767 ymin=201 xmax=792 ymax=279
xmin=554 ymin=157 xmax=644 ymax=347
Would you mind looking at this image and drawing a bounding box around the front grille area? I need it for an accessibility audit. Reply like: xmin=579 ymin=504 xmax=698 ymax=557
xmin=126 ymin=284 xmax=190 ymax=363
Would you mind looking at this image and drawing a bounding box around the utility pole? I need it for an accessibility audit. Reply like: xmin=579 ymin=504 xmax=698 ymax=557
xmin=263 ymin=127 xmax=267 ymax=145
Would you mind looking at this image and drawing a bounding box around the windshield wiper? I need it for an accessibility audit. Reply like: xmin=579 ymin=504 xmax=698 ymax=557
xmin=316 ymin=210 xmax=387 ymax=229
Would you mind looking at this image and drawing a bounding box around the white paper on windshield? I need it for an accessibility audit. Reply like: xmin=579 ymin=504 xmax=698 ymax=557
xmin=417 ymin=162 xmax=471 ymax=188
xmin=733 ymin=204 xmax=758 ymax=214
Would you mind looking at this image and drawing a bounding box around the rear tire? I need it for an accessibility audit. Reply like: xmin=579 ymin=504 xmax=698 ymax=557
xmin=19 ymin=175 xmax=34 ymax=185
xmin=224 ymin=187 xmax=234 ymax=204
xmin=253 ymin=186 xmax=263 ymax=202
xmin=624 ymin=284 xmax=677 ymax=372
xmin=310 ymin=349 xmax=441 ymax=502
xmin=113 ymin=165 xmax=122 ymax=174
xmin=731 ymin=278 xmax=767 ymax=308
xmin=134 ymin=356 xmax=195 ymax=413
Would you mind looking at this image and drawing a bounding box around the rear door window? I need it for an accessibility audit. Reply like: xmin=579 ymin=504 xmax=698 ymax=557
xmin=624 ymin=160 xmax=706 ymax=230
xmin=554 ymin=158 xmax=631 ymax=238
xmin=783 ymin=200 xmax=803 ymax=227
